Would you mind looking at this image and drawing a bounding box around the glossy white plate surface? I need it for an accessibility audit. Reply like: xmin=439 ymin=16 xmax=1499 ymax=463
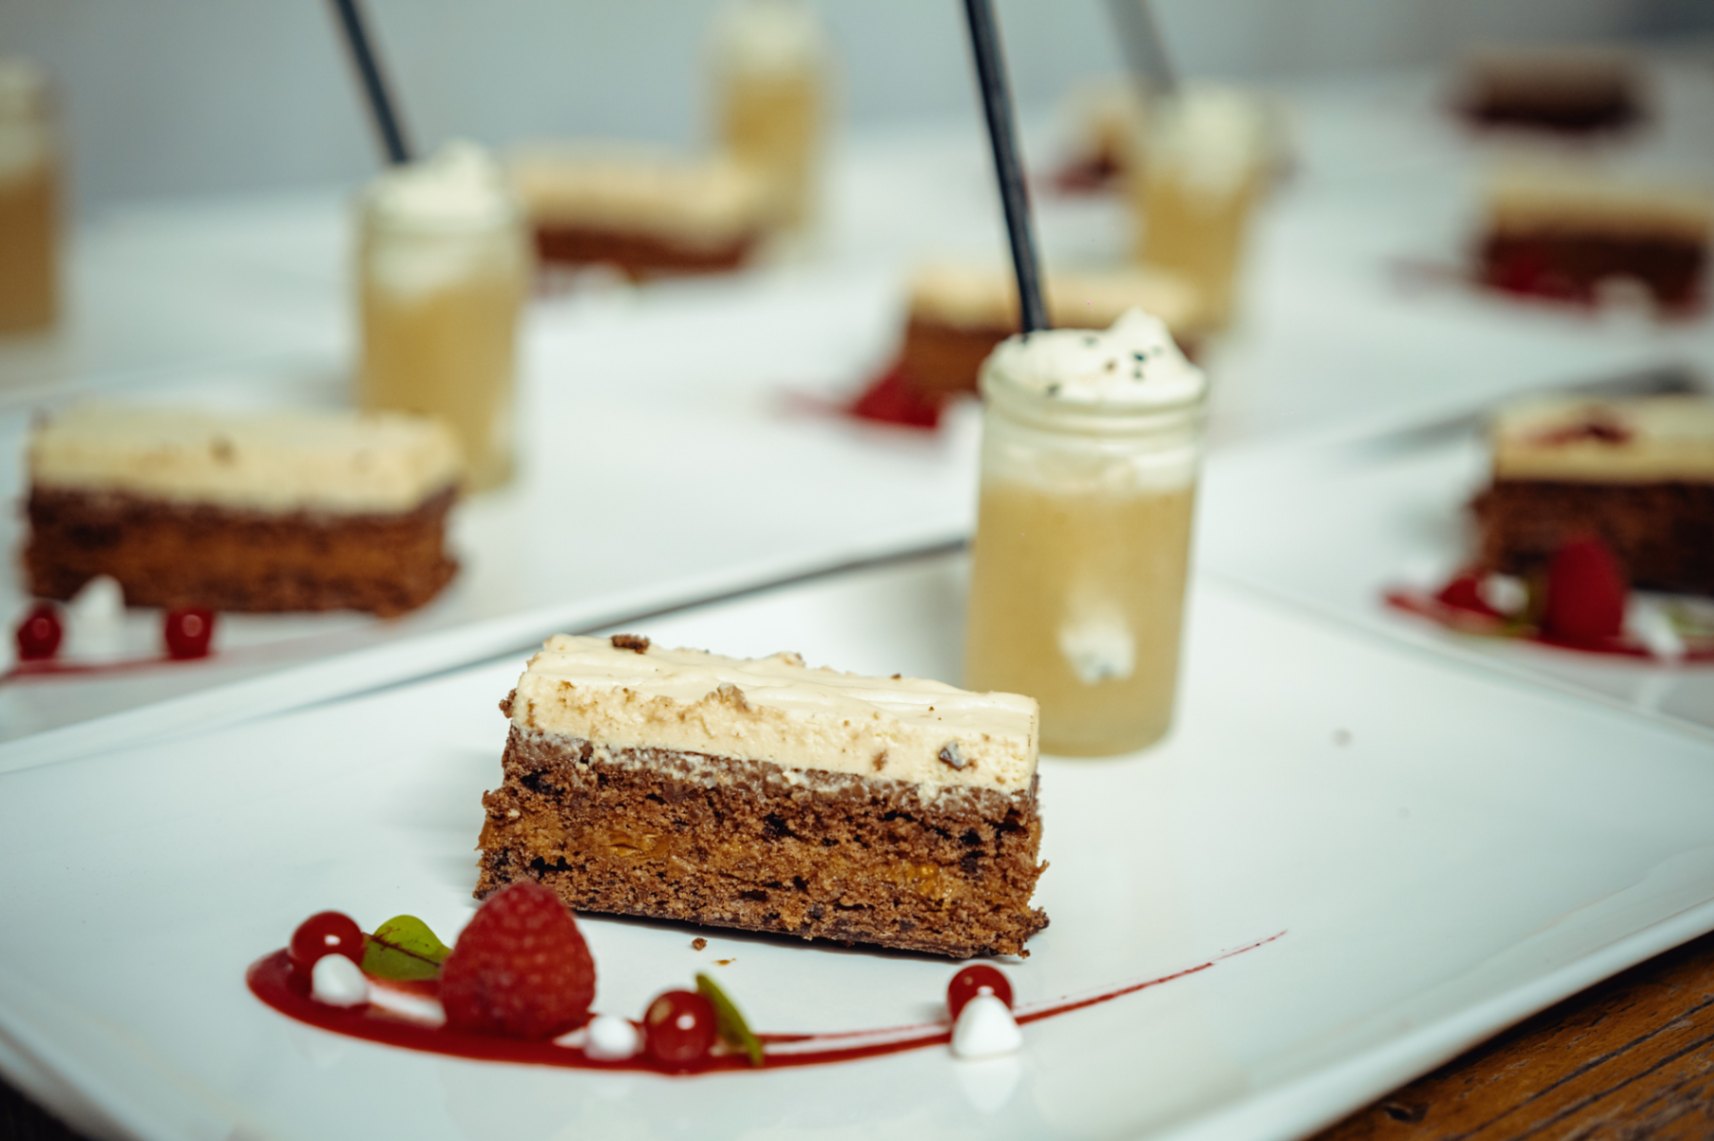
xmin=1200 ymin=424 xmax=1714 ymax=735
xmin=3 ymin=554 xmax=1713 ymax=1140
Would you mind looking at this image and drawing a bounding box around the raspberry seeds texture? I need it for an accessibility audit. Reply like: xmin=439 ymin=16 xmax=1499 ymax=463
xmin=440 ymin=882 xmax=596 ymax=1040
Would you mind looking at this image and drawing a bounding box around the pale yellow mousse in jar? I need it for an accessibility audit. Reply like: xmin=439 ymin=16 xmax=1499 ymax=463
xmin=0 ymin=60 xmax=61 ymax=335
xmin=1131 ymin=89 xmax=1270 ymax=330
xmin=357 ymin=142 xmax=530 ymax=492
xmin=710 ymin=0 xmax=829 ymax=230
xmin=964 ymin=310 xmax=1207 ymax=756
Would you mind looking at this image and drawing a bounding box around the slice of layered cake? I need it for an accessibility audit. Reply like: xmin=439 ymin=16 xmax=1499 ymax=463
xmin=1474 ymin=396 xmax=1714 ymax=596
xmin=25 ymin=404 xmax=462 ymax=615
xmin=898 ymin=262 xmax=1207 ymax=401
xmin=509 ymin=146 xmax=774 ymax=278
xmin=477 ymin=634 xmax=1049 ymax=958
xmin=1458 ymin=47 xmax=1643 ymax=134
xmin=1477 ymin=170 xmax=1711 ymax=312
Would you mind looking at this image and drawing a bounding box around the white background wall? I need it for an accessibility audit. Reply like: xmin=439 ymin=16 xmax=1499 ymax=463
xmin=4 ymin=0 xmax=1710 ymax=211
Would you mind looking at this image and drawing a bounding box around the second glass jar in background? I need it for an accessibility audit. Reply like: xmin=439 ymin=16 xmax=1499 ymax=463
xmin=963 ymin=314 xmax=1207 ymax=756
xmin=711 ymin=0 xmax=829 ymax=230
xmin=0 ymin=59 xmax=62 ymax=336
xmin=357 ymin=143 xmax=530 ymax=492
xmin=1130 ymin=89 xmax=1269 ymax=331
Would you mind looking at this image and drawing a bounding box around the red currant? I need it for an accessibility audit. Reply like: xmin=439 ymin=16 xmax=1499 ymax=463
xmin=643 ymin=990 xmax=718 ymax=1068
xmin=289 ymin=911 xmax=367 ymax=976
xmin=947 ymin=964 xmax=1013 ymax=1020
xmin=163 ymin=607 xmax=216 ymax=660
xmin=15 ymin=603 xmax=63 ymax=661
xmin=1433 ymin=572 xmax=1501 ymax=619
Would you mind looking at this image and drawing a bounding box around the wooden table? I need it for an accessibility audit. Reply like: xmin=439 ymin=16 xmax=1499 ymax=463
xmin=5 ymin=930 xmax=1712 ymax=1140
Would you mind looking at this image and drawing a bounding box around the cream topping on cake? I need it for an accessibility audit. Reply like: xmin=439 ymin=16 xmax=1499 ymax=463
xmin=981 ymin=309 xmax=1206 ymax=410
xmin=1486 ymin=170 xmax=1713 ymax=239
xmin=509 ymin=146 xmax=774 ymax=244
xmin=30 ymin=404 xmax=464 ymax=513
xmin=1492 ymin=396 xmax=1714 ymax=483
xmin=909 ymin=262 xmax=1204 ymax=338
xmin=509 ymin=635 xmax=1040 ymax=794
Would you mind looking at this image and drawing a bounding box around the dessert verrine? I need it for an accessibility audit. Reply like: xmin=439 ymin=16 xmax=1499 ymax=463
xmin=1474 ymin=396 xmax=1714 ymax=596
xmin=477 ymin=634 xmax=1048 ymax=959
xmin=509 ymin=146 xmax=775 ymax=278
xmin=1477 ymin=169 xmax=1711 ymax=312
xmin=897 ymin=262 xmax=1207 ymax=401
xmin=0 ymin=59 xmax=60 ymax=334
xmin=1131 ymin=89 xmax=1270 ymax=330
xmin=357 ymin=142 xmax=530 ymax=492
xmin=25 ymin=404 xmax=462 ymax=615
xmin=710 ymin=0 xmax=829 ymax=229
xmin=964 ymin=310 xmax=1207 ymax=756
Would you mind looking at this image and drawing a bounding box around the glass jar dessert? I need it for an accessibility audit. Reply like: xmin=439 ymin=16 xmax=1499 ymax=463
xmin=963 ymin=311 xmax=1207 ymax=756
xmin=710 ymin=0 xmax=829 ymax=230
xmin=1129 ymin=89 xmax=1268 ymax=330
xmin=0 ymin=60 xmax=62 ymax=335
xmin=356 ymin=143 xmax=530 ymax=492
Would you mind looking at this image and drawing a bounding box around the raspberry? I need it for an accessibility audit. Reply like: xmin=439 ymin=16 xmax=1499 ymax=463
xmin=440 ymin=882 xmax=596 ymax=1040
xmin=1541 ymin=535 xmax=1628 ymax=643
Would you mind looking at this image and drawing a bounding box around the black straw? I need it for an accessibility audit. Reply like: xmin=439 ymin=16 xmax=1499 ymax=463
xmin=1106 ymin=0 xmax=1179 ymax=97
xmin=328 ymin=0 xmax=413 ymax=166
xmin=961 ymin=0 xmax=1049 ymax=334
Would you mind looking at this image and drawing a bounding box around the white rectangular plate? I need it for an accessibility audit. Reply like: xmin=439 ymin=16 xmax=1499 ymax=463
xmin=1200 ymin=425 xmax=1714 ymax=735
xmin=3 ymin=554 xmax=1713 ymax=1140
xmin=0 ymin=278 xmax=981 ymax=759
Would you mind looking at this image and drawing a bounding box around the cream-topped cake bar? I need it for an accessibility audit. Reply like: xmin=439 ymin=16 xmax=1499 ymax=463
xmin=1475 ymin=396 xmax=1714 ymax=595
xmin=476 ymin=634 xmax=1049 ymax=958
xmin=509 ymin=146 xmax=774 ymax=277
xmin=25 ymin=404 xmax=462 ymax=615
xmin=899 ymin=261 xmax=1207 ymax=398
xmin=1478 ymin=170 xmax=1711 ymax=310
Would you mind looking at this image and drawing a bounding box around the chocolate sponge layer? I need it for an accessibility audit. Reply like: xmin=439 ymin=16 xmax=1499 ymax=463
xmin=25 ymin=485 xmax=457 ymax=616
xmin=477 ymin=725 xmax=1049 ymax=959
xmin=1474 ymin=478 xmax=1714 ymax=596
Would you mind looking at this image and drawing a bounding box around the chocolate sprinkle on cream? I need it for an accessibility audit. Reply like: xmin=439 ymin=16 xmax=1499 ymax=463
xmin=610 ymin=633 xmax=651 ymax=653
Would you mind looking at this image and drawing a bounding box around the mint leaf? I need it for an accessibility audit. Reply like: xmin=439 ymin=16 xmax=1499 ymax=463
xmin=696 ymin=971 xmax=763 ymax=1066
xmin=362 ymin=914 xmax=451 ymax=981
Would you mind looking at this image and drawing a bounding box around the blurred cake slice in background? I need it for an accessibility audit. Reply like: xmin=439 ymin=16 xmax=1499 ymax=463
xmin=896 ymin=262 xmax=1209 ymax=401
xmin=1475 ymin=396 xmax=1714 ymax=596
xmin=509 ymin=146 xmax=775 ymax=279
xmin=1476 ymin=169 xmax=1711 ymax=312
xmin=1457 ymin=46 xmax=1644 ymax=134
xmin=1055 ymin=79 xmax=1148 ymax=192
xmin=25 ymin=405 xmax=462 ymax=615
